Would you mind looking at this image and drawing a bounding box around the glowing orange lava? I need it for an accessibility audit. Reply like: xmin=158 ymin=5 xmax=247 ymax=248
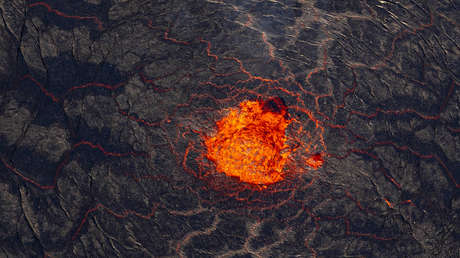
xmin=306 ymin=153 xmax=324 ymax=169
xmin=204 ymin=97 xmax=293 ymax=185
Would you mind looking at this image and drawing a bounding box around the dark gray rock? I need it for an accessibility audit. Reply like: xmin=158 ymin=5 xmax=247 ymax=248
xmin=0 ymin=0 xmax=458 ymax=257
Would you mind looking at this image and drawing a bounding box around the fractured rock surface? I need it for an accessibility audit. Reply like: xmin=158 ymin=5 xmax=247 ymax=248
xmin=0 ymin=1 xmax=458 ymax=257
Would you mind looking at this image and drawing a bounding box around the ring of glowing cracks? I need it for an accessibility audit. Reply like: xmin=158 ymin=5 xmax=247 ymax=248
xmin=204 ymin=98 xmax=322 ymax=186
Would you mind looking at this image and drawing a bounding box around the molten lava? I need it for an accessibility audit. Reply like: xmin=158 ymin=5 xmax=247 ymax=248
xmin=204 ymin=97 xmax=292 ymax=185
xmin=306 ymin=153 xmax=324 ymax=169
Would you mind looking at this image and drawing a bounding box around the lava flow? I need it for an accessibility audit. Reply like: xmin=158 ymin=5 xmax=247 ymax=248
xmin=204 ymin=97 xmax=323 ymax=186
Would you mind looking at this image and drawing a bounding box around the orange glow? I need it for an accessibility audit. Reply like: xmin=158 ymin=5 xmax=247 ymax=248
xmin=384 ymin=199 xmax=393 ymax=208
xmin=204 ymin=98 xmax=292 ymax=185
xmin=305 ymin=153 xmax=324 ymax=169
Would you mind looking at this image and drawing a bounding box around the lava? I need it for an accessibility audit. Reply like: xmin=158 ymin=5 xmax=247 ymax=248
xmin=305 ymin=153 xmax=324 ymax=169
xmin=204 ymin=97 xmax=321 ymax=186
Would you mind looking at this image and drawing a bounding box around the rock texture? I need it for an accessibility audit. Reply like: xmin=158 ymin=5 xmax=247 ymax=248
xmin=0 ymin=0 xmax=458 ymax=257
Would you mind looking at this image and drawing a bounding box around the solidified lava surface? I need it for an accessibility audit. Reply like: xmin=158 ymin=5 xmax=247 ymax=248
xmin=0 ymin=1 xmax=459 ymax=257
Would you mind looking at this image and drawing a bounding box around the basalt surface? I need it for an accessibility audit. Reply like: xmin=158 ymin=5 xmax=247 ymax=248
xmin=0 ymin=0 xmax=459 ymax=257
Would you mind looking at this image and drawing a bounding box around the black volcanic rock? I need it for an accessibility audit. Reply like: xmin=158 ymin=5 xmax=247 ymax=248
xmin=0 ymin=0 xmax=458 ymax=257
